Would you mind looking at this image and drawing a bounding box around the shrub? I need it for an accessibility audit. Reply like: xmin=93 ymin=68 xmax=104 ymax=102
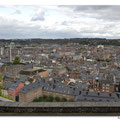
xmin=106 ymin=59 xmax=111 ymax=62
xmin=1 ymin=94 xmax=13 ymax=100
xmin=43 ymin=95 xmax=47 ymax=99
xmin=0 ymin=73 xmax=2 ymax=82
xmin=0 ymin=85 xmax=4 ymax=89
xmin=68 ymin=99 xmax=74 ymax=102
xmin=53 ymin=99 xmax=57 ymax=102
xmin=38 ymin=96 xmax=43 ymax=101
xmin=0 ymin=89 xmax=1 ymax=96
xmin=97 ymin=58 xmax=111 ymax=62
xmin=48 ymin=95 xmax=54 ymax=102
xmin=33 ymin=95 xmax=70 ymax=102
xmin=61 ymin=98 xmax=67 ymax=102
xmin=13 ymin=56 xmax=20 ymax=64
xmin=54 ymin=96 xmax=60 ymax=102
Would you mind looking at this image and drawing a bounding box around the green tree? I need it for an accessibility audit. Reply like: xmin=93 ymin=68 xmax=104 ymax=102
xmin=53 ymin=99 xmax=57 ymax=102
xmin=54 ymin=96 xmax=60 ymax=102
xmin=46 ymin=95 xmax=54 ymax=102
xmin=0 ymin=89 xmax=2 ymax=96
xmin=0 ymin=85 xmax=4 ymax=89
xmin=32 ymin=95 xmax=70 ymax=102
xmin=61 ymin=98 xmax=67 ymax=102
xmin=28 ymin=78 xmax=34 ymax=83
xmin=68 ymin=99 xmax=74 ymax=102
xmin=43 ymin=95 xmax=47 ymax=100
xmin=13 ymin=56 xmax=20 ymax=64
xmin=0 ymin=73 xmax=2 ymax=82
xmin=38 ymin=96 xmax=43 ymax=102
xmin=106 ymin=59 xmax=111 ymax=62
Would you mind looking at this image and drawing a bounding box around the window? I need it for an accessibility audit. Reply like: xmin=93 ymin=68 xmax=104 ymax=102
xmin=106 ymin=87 xmax=109 ymax=89
xmin=84 ymin=98 xmax=87 ymax=101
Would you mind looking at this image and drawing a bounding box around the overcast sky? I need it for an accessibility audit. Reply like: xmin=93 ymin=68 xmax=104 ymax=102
xmin=0 ymin=5 xmax=120 ymax=39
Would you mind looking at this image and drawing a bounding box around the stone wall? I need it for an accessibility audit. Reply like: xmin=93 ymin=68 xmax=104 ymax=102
xmin=19 ymin=88 xmax=75 ymax=102
xmin=43 ymin=90 xmax=75 ymax=100
xmin=0 ymin=102 xmax=120 ymax=115
xmin=19 ymin=87 xmax=43 ymax=102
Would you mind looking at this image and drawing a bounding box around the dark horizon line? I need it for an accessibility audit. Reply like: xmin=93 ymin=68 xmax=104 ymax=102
xmin=0 ymin=37 xmax=120 ymax=40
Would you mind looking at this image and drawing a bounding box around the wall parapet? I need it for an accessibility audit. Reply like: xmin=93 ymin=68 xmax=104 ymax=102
xmin=0 ymin=102 xmax=120 ymax=115
xmin=0 ymin=101 xmax=120 ymax=107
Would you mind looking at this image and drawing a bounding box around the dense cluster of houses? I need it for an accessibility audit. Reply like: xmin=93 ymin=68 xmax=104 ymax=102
xmin=0 ymin=42 xmax=120 ymax=102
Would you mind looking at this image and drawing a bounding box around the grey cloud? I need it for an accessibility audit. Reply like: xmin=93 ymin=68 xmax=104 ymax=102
xmin=1 ymin=6 xmax=120 ymax=39
xmin=61 ymin=21 xmax=68 ymax=25
xmin=59 ymin=5 xmax=110 ymax=11
xmin=72 ymin=5 xmax=111 ymax=11
xmin=31 ymin=10 xmax=45 ymax=21
xmin=0 ymin=16 xmax=80 ymax=39
xmin=13 ymin=9 xmax=21 ymax=14
xmin=59 ymin=5 xmax=120 ymax=21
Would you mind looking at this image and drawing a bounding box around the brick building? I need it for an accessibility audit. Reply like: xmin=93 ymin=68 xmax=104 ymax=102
xmin=19 ymin=80 xmax=77 ymax=102
xmin=38 ymin=69 xmax=49 ymax=78
xmin=0 ymin=65 xmax=24 ymax=75
xmin=8 ymin=81 xmax=24 ymax=101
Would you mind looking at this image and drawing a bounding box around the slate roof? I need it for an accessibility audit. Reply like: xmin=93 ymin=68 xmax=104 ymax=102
xmin=3 ymin=72 xmax=16 ymax=78
xmin=0 ymin=58 xmax=10 ymax=63
xmin=2 ymin=73 xmax=17 ymax=82
xmin=0 ymin=62 xmax=3 ymax=67
xmin=18 ymin=75 xmax=28 ymax=83
xmin=19 ymin=79 xmax=80 ymax=96
xmin=9 ymin=81 xmax=21 ymax=90
xmin=19 ymin=80 xmax=44 ymax=93
xmin=7 ymin=65 xmax=22 ymax=69
xmin=75 ymin=91 xmax=119 ymax=102
xmin=4 ymin=81 xmax=13 ymax=90
xmin=112 ymin=70 xmax=120 ymax=78
xmin=23 ymin=63 xmax=33 ymax=69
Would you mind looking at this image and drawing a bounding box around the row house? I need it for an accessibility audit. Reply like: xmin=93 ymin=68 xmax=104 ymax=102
xmin=19 ymin=79 xmax=80 ymax=102
xmin=8 ymin=81 xmax=24 ymax=101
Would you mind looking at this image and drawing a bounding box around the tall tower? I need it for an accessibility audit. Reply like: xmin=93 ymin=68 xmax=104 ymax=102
xmin=18 ymin=49 xmax=20 ymax=56
xmin=0 ymin=47 xmax=4 ymax=55
xmin=10 ymin=42 xmax=15 ymax=62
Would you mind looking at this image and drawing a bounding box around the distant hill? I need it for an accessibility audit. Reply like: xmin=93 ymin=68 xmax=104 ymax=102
xmin=0 ymin=38 xmax=120 ymax=46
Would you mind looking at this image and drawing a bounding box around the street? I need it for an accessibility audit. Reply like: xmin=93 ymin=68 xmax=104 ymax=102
xmin=0 ymin=96 xmax=13 ymax=102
